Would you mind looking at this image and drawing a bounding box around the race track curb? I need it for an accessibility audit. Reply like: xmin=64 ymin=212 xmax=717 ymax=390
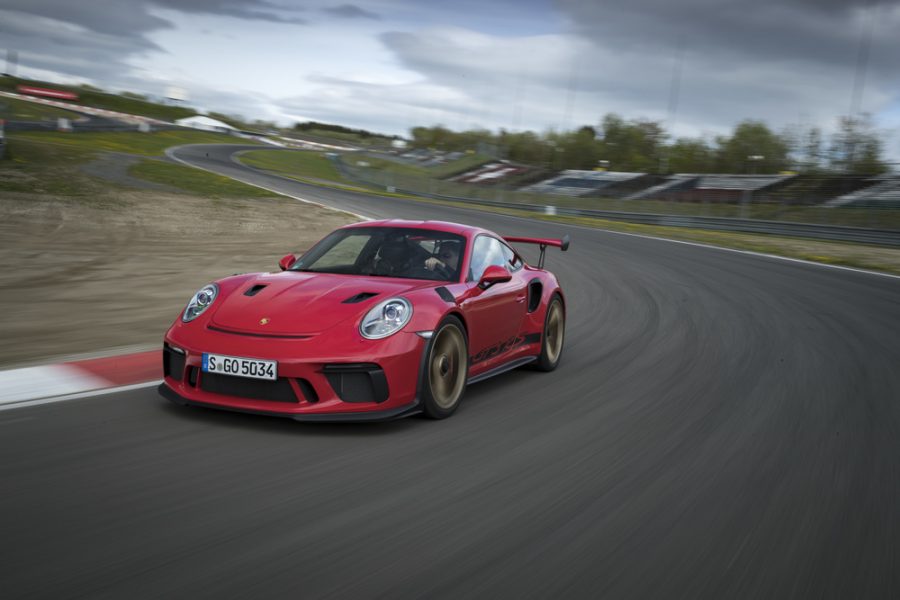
xmin=0 ymin=350 xmax=160 ymax=408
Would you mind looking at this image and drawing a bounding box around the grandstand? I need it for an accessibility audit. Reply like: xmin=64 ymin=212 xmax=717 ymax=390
xmin=521 ymin=170 xmax=646 ymax=197
xmin=625 ymin=175 xmax=698 ymax=200
xmin=626 ymin=174 xmax=795 ymax=202
xmin=768 ymin=175 xmax=873 ymax=205
xmin=451 ymin=161 xmax=530 ymax=185
xmin=395 ymin=149 xmax=464 ymax=167
xmin=826 ymin=176 xmax=900 ymax=208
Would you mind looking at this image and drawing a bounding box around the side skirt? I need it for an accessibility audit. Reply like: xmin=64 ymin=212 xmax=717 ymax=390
xmin=467 ymin=356 xmax=537 ymax=385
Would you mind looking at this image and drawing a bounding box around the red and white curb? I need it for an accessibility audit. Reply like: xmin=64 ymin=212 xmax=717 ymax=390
xmin=0 ymin=350 xmax=161 ymax=409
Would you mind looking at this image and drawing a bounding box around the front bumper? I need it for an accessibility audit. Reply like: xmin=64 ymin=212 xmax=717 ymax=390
xmin=159 ymin=384 xmax=421 ymax=422
xmin=160 ymin=323 xmax=427 ymax=420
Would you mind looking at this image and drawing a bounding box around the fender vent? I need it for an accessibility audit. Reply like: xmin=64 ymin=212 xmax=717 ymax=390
xmin=244 ymin=284 xmax=267 ymax=297
xmin=435 ymin=287 xmax=455 ymax=303
xmin=343 ymin=292 xmax=379 ymax=304
xmin=527 ymin=279 xmax=543 ymax=313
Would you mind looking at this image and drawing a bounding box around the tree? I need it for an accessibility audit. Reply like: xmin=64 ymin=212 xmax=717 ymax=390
xmin=596 ymin=113 xmax=666 ymax=172
xmin=801 ymin=126 xmax=824 ymax=173
xmin=500 ymin=130 xmax=545 ymax=164
xmin=667 ymin=137 xmax=715 ymax=173
xmin=715 ymin=120 xmax=789 ymax=173
xmin=557 ymin=126 xmax=600 ymax=170
xmin=410 ymin=125 xmax=454 ymax=149
xmin=828 ymin=114 xmax=888 ymax=175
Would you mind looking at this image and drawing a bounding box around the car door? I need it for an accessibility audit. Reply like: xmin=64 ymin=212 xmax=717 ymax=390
xmin=461 ymin=235 xmax=528 ymax=369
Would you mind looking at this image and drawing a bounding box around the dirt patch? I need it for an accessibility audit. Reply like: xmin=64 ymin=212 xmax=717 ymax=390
xmin=0 ymin=191 xmax=356 ymax=367
xmin=80 ymin=152 xmax=182 ymax=193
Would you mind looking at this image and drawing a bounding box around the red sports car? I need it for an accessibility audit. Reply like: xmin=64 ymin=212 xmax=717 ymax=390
xmin=159 ymin=220 xmax=569 ymax=420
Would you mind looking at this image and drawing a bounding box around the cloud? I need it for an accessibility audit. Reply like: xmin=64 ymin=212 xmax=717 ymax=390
xmin=0 ymin=0 xmax=307 ymax=83
xmin=323 ymin=4 xmax=381 ymax=20
xmin=154 ymin=0 xmax=306 ymax=25
xmin=4 ymin=0 xmax=900 ymax=157
xmin=0 ymin=0 xmax=306 ymax=104
xmin=367 ymin=2 xmax=900 ymax=142
xmin=0 ymin=8 xmax=163 ymax=84
xmin=274 ymin=74 xmax=473 ymax=134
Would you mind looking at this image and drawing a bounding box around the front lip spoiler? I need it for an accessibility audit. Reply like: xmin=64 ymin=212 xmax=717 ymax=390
xmin=158 ymin=383 xmax=421 ymax=422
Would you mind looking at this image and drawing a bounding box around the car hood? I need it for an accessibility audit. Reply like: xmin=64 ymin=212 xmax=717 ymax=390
xmin=210 ymin=271 xmax=432 ymax=335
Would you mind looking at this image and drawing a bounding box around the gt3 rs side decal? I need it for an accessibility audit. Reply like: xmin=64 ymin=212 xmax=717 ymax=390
xmin=470 ymin=332 xmax=541 ymax=365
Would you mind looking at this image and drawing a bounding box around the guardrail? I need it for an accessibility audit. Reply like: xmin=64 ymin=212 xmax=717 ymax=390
xmin=3 ymin=117 xmax=179 ymax=133
xmin=332 ymin=157 xmax=900 ymax=247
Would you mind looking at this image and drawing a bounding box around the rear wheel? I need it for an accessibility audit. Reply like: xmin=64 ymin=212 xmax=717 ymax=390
xmin=534 ymin=294 xmax=564 ymax=372
xmin=421 ymin=316 xmax=468 ymax=419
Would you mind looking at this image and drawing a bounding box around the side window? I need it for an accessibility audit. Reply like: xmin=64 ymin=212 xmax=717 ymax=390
xmin=468 ymin=236 xmax=509 ymax=281
xmin=499 ymin=242 xmax=522 ymax=272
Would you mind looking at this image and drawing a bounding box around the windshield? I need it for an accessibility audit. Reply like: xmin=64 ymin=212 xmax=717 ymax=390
xmin=291 ymin=227 xmax=467 ymax=282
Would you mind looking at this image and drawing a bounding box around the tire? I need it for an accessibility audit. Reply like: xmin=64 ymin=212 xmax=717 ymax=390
xmin=534 ymin=294 xmax=565 ymax=372
xmin=421 ymin=315 xmax=468 ymax=419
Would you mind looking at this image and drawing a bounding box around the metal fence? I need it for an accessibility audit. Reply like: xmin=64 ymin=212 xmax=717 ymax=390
xmin=2 ymin=116 xmax=180 ymax=133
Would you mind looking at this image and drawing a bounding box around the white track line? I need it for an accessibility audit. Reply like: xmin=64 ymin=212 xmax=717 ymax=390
xmin=406 ymin=196 xmax=900 ymax=282
xmin=368 ymin=192 xmax=900 ymax=282
xmin=554 ymin=220 xmax=900 ymax=282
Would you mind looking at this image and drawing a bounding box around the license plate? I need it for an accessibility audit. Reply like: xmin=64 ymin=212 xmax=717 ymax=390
xmin=202 ymin=353 xmax=277 ymax=381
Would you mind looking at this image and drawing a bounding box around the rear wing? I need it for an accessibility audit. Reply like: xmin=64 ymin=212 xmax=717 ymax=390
xmin=503 ymin=234 xmax=570 ymax=268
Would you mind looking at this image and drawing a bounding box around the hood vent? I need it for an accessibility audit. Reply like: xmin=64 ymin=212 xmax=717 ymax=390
xmin=244 ymin=284 xmax=268 ymax=297
xmin=342 ymin=292 xmax=379 ymax=304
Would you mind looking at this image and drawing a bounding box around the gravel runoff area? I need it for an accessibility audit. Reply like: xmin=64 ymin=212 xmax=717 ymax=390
xmin=0 ymin=190 xmax=357 ymax=368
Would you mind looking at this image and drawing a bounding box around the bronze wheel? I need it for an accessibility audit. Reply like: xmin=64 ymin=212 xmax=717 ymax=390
xmin=534 ymin=295 xmax=565 ymax=371
xmin=422 ymin=316 xmax=468 ymax=418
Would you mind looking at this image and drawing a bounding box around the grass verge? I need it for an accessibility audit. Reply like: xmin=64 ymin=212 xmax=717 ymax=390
xmin=348 ymin=152 xmax=491 ymax=179
xmin=128 ymin=160 xmax=279 ymax=198
xmin=539 ymin=214 xmax=900 ymax=275
xmin=0 ymin=96 xmax=83 ymax=121
xmin=0 ymin=132 xmax=265 ymax=198
xmin=238 ymin=149 xmax=343 ymax=182
xmin=13 ymin=130 xmax=256 ymax=157
xmin=1 ymin=136 xmax=112 ymax=195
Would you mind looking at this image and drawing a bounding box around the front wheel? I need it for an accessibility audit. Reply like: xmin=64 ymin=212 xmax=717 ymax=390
xmin=421 ymin=315 xmax=468 ymax=419
xmin=534 ymin=294 xmax=564 ymax=372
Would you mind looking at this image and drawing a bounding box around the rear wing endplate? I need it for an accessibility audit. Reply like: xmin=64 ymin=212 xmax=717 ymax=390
xmin=503 ymin=234 xmax=570 ymax=269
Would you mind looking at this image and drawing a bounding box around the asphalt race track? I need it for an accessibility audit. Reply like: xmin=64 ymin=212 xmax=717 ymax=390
xmin=2 ymin=144 xmax=899 ymax=598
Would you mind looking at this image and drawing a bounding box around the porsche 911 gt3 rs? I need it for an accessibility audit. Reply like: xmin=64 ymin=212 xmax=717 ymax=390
xmin=159 ymin=220 xmax=569 ymax=420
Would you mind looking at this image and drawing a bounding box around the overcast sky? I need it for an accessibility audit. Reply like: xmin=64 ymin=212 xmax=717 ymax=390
xmin=2 ymin=0 xmax=899 ymax=156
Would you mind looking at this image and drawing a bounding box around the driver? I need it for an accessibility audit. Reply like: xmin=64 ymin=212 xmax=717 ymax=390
xmin=425 ymin=240 xmax=461 ymax=276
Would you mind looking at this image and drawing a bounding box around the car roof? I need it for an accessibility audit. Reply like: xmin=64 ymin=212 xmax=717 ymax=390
xmin=340 ymin=219 xmax=491 ymax=238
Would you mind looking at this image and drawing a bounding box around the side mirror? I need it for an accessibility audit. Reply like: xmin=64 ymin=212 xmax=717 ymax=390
xmin=278 ymin=254 xmax=297 ymax=271
xmin=478 ymin=265 xmax=511 ymax=289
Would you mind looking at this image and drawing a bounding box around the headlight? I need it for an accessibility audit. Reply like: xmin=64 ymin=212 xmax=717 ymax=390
xmin=360 ymin=297 xmax=413 ymax=339
xmin=182 ymin=283 xmax=219 ymax=322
